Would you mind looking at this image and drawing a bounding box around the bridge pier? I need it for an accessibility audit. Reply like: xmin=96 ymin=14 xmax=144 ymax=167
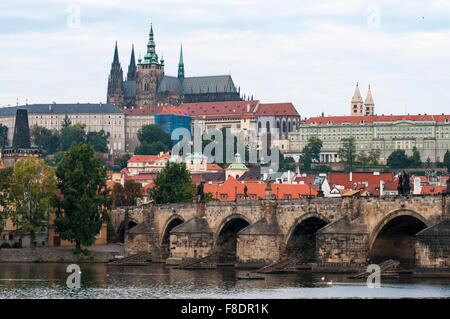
xmin=315 ymin=216 xmax=369 ymax=273
xmin=414 ymin=219 xmax=450 ymax=277
xmin=236 ymin=218 xmax=284 ymax=268
xmin=165 ymin=217 xmax=214 ymax=265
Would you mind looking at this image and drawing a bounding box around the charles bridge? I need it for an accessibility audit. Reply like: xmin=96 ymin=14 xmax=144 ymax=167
xmin=108 ymin=191 xmax=450 ymax=276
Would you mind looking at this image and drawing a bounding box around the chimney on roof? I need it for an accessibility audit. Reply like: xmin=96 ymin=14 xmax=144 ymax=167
xmin=49 ymin=104 xmax=52 ymax=111
xmin=247 ymin=103 xmax=250 ymax=112
xmin=349 ymin=172 xmax=353 ymax=182
xmin=99 ymin=102 xmax=103 ymax=107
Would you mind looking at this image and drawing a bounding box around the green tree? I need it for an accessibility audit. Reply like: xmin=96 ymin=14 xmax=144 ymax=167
xmin=114 ymin=154 xmax=131 ymax=170
xmin=136 ymin=124 xmax=173 ymax=155
xmin=31 ymin=125 xmax=60 ymax=154
xmin=425 ymin=157 xmax=432 ymax=168
xmin=62 ymin=114 xmax=71 ymax=129
xmin=357 ymin=150 xmax=370 ymax=166
xmin=443 ymin=150 xmax=450 ymax=172
xmin=387 ymin=149 xmax=410 ymax=168
xmin=0 ymin=124 xmax=8 ymax=147
xmin=123 ymin=180 xmax=143 ymax=206
xmin=0 ymin=166 xmax=13 ymax=234
xmin=112 ymin=183 xmax=124 ymax=207
xmin=87 ymin=130 xmax=110 ymax=153
xmin=410 ymin=146 xmax=422 ymax=167
xmin=279 ymin=154 xmax=296 ymax=171
xmin=300 ymin=136 xmax=323 ymax=171
xmin=368 ymin=149 xmax=381 ymax=165
xmin=135 ymin=141 xmax=170 ymax=155
xmin=149 ymin=162 xmax=195 ymax=204
xmin=60 ymin=124 xmax=87 ymax=151
xmin=8 ymin=158 xmax=57 ymax=244
xmin=338 ymin=137 xmax=357 ymax=171
xmin=53 ymin=143 xmax=112 ymax=254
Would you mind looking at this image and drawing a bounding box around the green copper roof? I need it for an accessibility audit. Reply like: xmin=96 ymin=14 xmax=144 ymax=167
xmin=139 ymin=22 xmax=161 ymax=66
xmin=178 ymin=44 xmax=184 ymax=79
xmin=179 ymin=44 xmax=184 ymax=65
xmin=227 ymin=163 xmax=248 ymax=170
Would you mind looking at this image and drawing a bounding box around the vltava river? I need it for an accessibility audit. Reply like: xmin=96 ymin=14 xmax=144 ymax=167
xmin=0 ymin=263 xmax=449 ymax=299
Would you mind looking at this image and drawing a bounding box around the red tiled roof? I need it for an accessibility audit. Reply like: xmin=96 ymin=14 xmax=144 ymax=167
xmin=128 ymin=153 xmax=170 ymax=164
xmin=294 ymin=176 xmax=316 ymax=185
xmin=204 ymin=176 xmax=317 ymax=201
xmin=181 ymin=100 xmax=259 ymax=117
xmin=256 ymin=103 xmax=299 ymax=116
xmin=158 ymin=106 xmax=189 ymax=116
xmin=207 ymin=163 xmax=223 ymax=171
xmin=305 ymin=114 xmax=450 ymax=125
xmin=330 ymin=173 xmax=393 ymax=190
xmin=124 ymin=174 xmax=157 ymax=181
xmin=123 ymin=108 xmax=161 ymax=115
xmin=383 ymin=179 xmax=399 ymax=191
xmin=420 ymin=185 xmax=446 ymax=195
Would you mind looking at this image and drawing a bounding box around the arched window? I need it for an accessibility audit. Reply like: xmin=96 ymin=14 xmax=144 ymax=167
xmin=277 ymin=121 xmax=280 ymax=129
xmin=288 ymin=121 xmax=291 ymax=132
xmin=258 ymin=122 xmax=262 ymax=130
xmin=283 ymin=121 xmax=286 ymax=133
xmin=266 ymin=121 xmax=270 ymax=132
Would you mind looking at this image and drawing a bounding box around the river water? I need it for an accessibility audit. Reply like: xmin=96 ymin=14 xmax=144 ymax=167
xmin=0 ymin=263 xmax=449 ymax=299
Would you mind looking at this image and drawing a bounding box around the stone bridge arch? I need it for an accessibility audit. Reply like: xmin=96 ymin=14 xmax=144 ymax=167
xmin=213 ymin=213 xmax=252 ymax=263
xmin=117 ymin=218 xmax=139 ymax=243
xmin=160 ymin=214 xmax=185 ymax=258
xmin=368 ymin=209 xmax=430 ymax=268
xmin=283 ymin=212 xmax=330 ymax=262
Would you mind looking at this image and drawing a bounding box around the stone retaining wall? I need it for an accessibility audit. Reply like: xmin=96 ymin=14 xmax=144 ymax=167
xmin=0 ymin=247 xmax=118 ymax=263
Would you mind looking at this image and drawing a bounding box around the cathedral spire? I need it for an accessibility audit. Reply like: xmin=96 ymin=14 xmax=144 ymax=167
xmin=142 ymin=21 xmax=159 ymax=65
xmin=107 ymin=41 xmax=124 ymax=107
xmin=127 ymin=44 xmax=137 ymax=81
xmin=178 ymin=43 xmax=185 ymax=80
xmin=113 ymin=41 xmax=120 ymax=65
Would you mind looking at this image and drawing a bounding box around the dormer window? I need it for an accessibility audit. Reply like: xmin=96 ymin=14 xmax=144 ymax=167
xmin=360 ymin=120 xmax=365 ymax=124
xmin=328 ymin=120 xmax=332 ymax=125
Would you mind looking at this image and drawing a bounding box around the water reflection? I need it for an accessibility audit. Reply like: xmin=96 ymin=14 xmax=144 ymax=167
xmin=0 ymin=263 xmax=449 ymax=299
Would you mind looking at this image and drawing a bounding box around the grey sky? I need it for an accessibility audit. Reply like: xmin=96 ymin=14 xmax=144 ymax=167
xmin=1 ymin=0 xmax=450 ymax=117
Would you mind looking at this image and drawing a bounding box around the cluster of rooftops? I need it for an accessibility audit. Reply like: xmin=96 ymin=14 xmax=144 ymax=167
xmin=1 ymin=102 xmax=449 ymax=125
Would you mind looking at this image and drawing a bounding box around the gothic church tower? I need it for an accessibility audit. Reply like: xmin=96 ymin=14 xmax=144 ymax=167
xmin=135 ymin=23 xmax=165 ymax=109
xmin=107 ymin=42 xmax=125 ymax=107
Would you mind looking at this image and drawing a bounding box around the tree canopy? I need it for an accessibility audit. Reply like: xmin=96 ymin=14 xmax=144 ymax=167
xmin=149 ymin=161 xmax=195 ymax=204
xmin=300 ymin=136 xmax=323 ymax=170
xmin=30 ymin=122 xmax=110 ymax=156
xmin=53 ymin=143 xmax=112 ymax=254
xmin=135 ymin=124 xmax=173 ymax=155
xmin=338 ymin=137 xmax=357 ymax=171
xmin=7 ymin=158 xmax=57 ymax=243
xmin=443 ymin=150 xmax=450 ymax=173
xmin=387 ymin=149 xmax=410 ymax=168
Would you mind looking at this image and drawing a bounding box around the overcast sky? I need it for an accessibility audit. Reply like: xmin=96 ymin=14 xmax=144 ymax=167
xmin=1 ymin=0 xmax=450 ymax=118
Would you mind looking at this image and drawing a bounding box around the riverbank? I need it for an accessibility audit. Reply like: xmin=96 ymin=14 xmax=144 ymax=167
xmin=0 ymin=244 xmax=124 ymax=263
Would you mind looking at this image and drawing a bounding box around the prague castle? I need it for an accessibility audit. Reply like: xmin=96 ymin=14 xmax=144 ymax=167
xmin=107 ymin=23 xmax=241 ymax=109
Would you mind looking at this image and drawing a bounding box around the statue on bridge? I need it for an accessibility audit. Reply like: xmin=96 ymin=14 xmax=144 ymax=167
xmin=244 ymin=185 xmax=248 ymax=199
xmin=397 ymin=171 xmax=411 ymax=196
xmin=197 ymin=180 xmax=205 ymax=203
